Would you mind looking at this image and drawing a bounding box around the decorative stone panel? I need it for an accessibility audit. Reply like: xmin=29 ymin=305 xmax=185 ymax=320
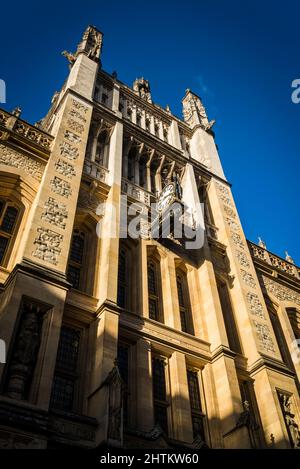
xmin=41 ymin=197 xmax=68 ymax=229
xmin=32 ymin=227 xmax=63 ymax=265
xmin=0 ymin=144 xmax=44 ymax=181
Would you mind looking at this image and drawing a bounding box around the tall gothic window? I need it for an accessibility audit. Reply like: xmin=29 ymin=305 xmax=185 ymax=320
xmin=117 ymin=344 xmax=129 ymax=427
xmin=95 ymin=130 xmax=109 ymax=166
xmin=0 ymin=199 xmax=19 ymax=266
xmin=67 ymin=230 xmax=85 ymax=290
xmin=117 ymin=249 xmax=127 ymax=309
xmin=176 ymin=274 xmax=193 ymax=334
xmin=147 ymin=261 xmax=161 ymax=322
xmin=187 ymin=369 xmax=206 ymax=441
xmin=217 ymin=278 xmax=242 ymax=353
xmin=50 ymin=325 xmax=81 ymax=412
xmin=152 ymin=357 xmax=169 ymax=434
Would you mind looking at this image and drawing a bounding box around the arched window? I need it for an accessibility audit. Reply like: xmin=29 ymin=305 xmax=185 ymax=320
xmin=67 ymin=230 xmax=85 ymax=290
xmin=95 ymin=130 xmax=109 ymax=167
xmin=147 ymin=261 xmax=161 ymax=322
xmin=117 ymin=249 xmax=127 ymax=309
xmin=0 ymin=199 xmax=19 ymax=266
xmin=176 ymin=274 xmax=193 ymax=334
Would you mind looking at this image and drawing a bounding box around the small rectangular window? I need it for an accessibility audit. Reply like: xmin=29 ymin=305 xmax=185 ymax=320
xmin=152 ymin=357 xmax=168 ymax=434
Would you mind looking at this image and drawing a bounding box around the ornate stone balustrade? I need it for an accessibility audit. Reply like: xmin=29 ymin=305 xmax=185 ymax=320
xmin=121 ymin=178 xmax=152 ymax=206
xmin=248 ymin=241 xmax=300 ymax=279
xmin=0 ymin=108 xmax=53 ymax=150
xmin=83 ymin=159 xmax=109 ymax=184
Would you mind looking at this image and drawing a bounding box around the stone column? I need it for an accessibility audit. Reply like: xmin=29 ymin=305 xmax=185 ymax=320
xmin=135 ymin=338 xmax=154 ymax=432
xmin=96 ymin=121 xmax=123 ymax=305
xmin=169 ymin=351 xmax=193 ymax=442
xmin=169 ymin=120 xmax=181 ymax=150
xmin=161 ymin=255 xmax=181 ymax=330
xmin=112 ymin=83 xmax=120 ymax=113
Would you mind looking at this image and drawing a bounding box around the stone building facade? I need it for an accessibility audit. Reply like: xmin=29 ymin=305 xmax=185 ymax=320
xmin=0 ymin=25 xmax=299 ymax=449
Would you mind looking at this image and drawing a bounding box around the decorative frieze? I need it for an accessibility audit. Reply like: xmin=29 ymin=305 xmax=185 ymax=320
xmin=71 ymin=98 xmax=88 ymax=114
xmin=216 ymin=182 xmax=230 ymax=196
xmin=50 ymin=176 xmax=72 ymax=198
xmin=32 ymin=227 xmax=63 ymax=265
xmin=226 ymin=218 xmax=239 ymax=231
xmin=59 ymin=141 xmax=79 ymax=160
xmin=68 ymin=109 xmax=87 ymax=123
xmin=67 ymin=119 xmax=84 ymax=135
xmin=55 ymin=159 xmax=76 ymax=178
xmin=41 ymin=197 xmax=68 ymax=229
xmin=254 ymin=321 xmax=276 ymax=353
xmin=241 ymin=269 xmax=256 ymax=288
xmin=262 ymin=276 xmax=300 ymax=306
xmin=236 ymin=250 xmax=250 ymax=268
xmin=64 ymin=130 xmax=81 ymax=144
xmin=0 ymin=144 xmax=44 ymax=181
xmin=219 ymin=193 xmax=233 ymax=207
xmin=246 ymin=292 xmax=265 ymax=319
xmin=223 ymin=205 xmax=237 ymax=219
xmin=231 ymin=232 xmax=245 ymax=249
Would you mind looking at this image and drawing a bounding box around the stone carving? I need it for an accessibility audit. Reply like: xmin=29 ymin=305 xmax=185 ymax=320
xmin=67 ymin=119 xmax=84 ymax=134
xmin=33 ymin=227 xmax=63 ymax=265
xmin=223 ymin=205 xmax=237 ymax=218
xmin=41 ymin=197 xmax=68 ymax=229
xmin=249 ymin=243 xmax=266 ymax=261
xmin=133 ymin=78 xmax=152 ymax=102
xmin=102 ymin=362 xmax=123 ymax=447
xmin=79 ymin=25 xmax=103 ymax=61
xmin=182 ymin=90 xmax=209 ymax=128
xmin=68 ymin=109 xmax=87 ymax=123
xmin=77 ymin=187 xmax=102 ymax=212
xmin=236 ymin=250 xmax=250 ymax=268
xmin=55 ymin=159 xmax=76 ymax=178
xmin=246 ymin=292 xmax=265 ymax=319
xmin=278 ymin=393 xmax=300 ymax=448
xmin=241 ymin=269 xmax=256 ymax=288
xmin=219 ymin=193 xmax=233 ymax=207
xmin=285 ymin=251 xmax=295 ymax=264
xmin=254 ymin=321 xmax=275 ymax=352
xmin=59 ymin=141 xmax=79 ymax=160
xmin=64 ymin=130 xmax=81 ymax=144
xmin=262 ymin=276 xmax=300 ymax=306
xmin=62 ymin=50 xmax=76 ymax=68
xmin=226 ymin=218 xmax=239 ymax=231
xmin=216 ymin=182 xmax=230 ymax=196
xmin=0 ymin=144 xmax=44 ymax=181
xmin=258 ymin=237 xmax=267 ymax=249
xmin=231 ymin=232 xmax=245 ymax=249
xmin=50 ymin=176 xmax=72 ymax=198
xmin=71 ymin=98 xmax=88 ymax=114
xmin=6 ymin=303 xmax=43 ymax=400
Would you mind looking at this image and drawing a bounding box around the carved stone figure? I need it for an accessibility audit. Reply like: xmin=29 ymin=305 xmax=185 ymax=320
xmin=103 ymin=362 xmax=123 ymax=446
xmin=172 ymin=172 xmax=183 ymax=200
xmin=6 ymin=304 xmax=42 ymax=400
xmin=278 ymin=393 xmax=300 ymax=448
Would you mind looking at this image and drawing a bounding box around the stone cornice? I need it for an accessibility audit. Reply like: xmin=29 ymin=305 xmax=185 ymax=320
xmin=248 ymin=354 xmax=296 ymax=379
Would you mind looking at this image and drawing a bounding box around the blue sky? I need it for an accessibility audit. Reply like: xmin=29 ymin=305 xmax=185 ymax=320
xmin=1 ymin=0 xmax=299 ymax=263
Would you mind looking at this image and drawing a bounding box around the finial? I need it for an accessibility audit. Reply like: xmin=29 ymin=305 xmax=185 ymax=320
xmin=165 ymin=104 xmax=171 ymax=114
xmin=112 ymin=71 xmax=118 ymax=79
xmin=285 ymin=251 xmax=294 ymax=264
xmin=12 ymin=107 xmax=22 ymax=118
xmin=258 ymin=237 xmax=266 ymax=249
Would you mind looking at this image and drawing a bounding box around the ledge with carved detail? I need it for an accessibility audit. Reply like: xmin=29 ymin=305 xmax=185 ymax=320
xmin=121 ymin=178 xmax=154 ymax=207
xmin=83 ymin=159 xmax=110 ymax=185
xmin=248 ymin=240 xmax=300 ymax=287
xmin=0 ymin=108 xmax=53 ymax=158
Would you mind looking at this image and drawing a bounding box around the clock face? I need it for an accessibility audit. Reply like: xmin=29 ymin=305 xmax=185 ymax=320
xmin=157 ymin=184 xmax=175 ymax=213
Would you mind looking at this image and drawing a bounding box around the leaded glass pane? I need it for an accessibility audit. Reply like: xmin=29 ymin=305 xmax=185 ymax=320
xmin=56 ymin=326 xmax=80 ymax=372
xmin=1 ymin=206 xmax=18 ymax=234
xmin=152 ymin=358 xmax=166 ymax=401
xmin=70 ymin=233 xmax=84 ymax=264
xmin=0 ymin=236 xmax=9 ymax=264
